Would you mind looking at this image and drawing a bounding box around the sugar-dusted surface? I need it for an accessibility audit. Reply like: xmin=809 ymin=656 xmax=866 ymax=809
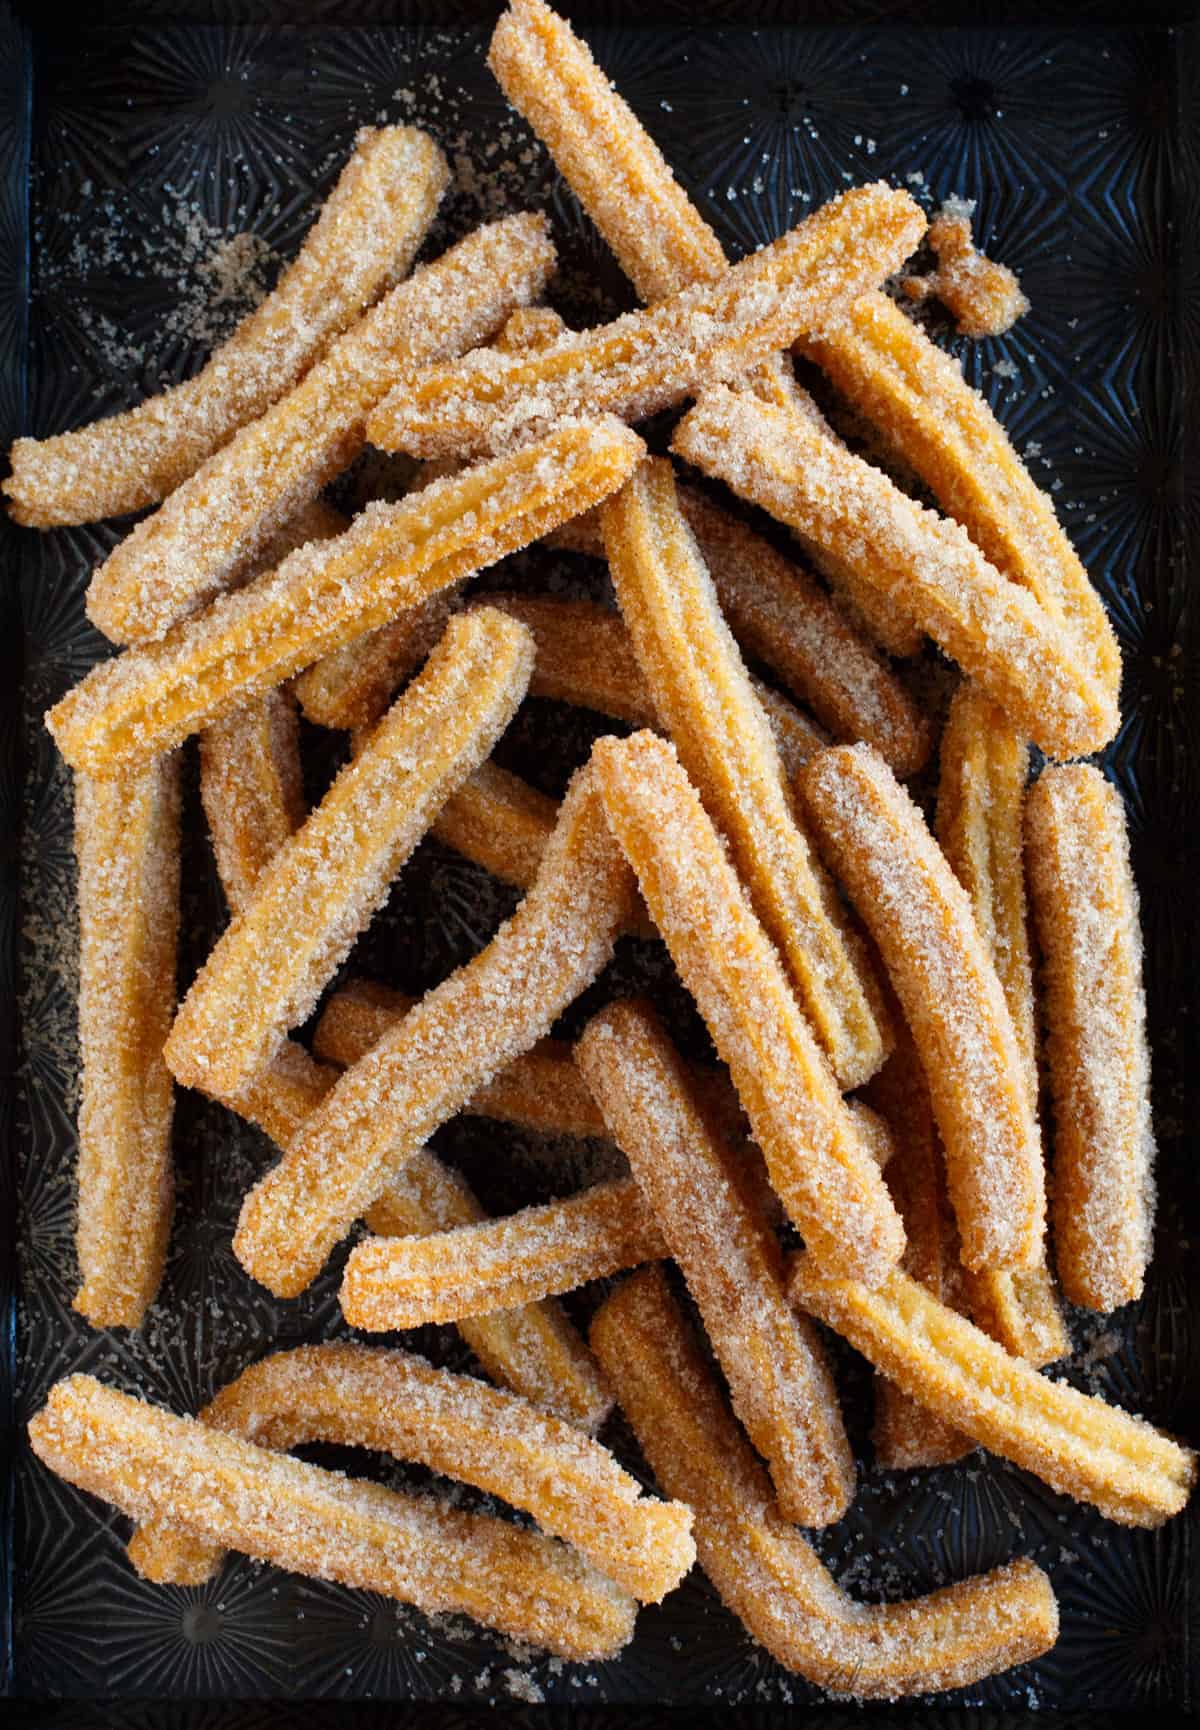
xmin=292 ymin=589 xmax=457 ymax=735
xmin=593 ymin=1267 xmax=1058 ymax=1698
xmin=673 ymin=387 xmax=1119 ymax=759
xmin=577 ymin=1001 xmax=855 ymax=1527
xmin=1025 ymin=764 xmax=1155 ymax=1314
xmin=428 ymin=759 xmax=558 ymax=893
xmin=165 ymin=609 xmax=534 ymax=1098
xmin=343 ymin=1177 xmax=664 ymax=1330
xmin=367 ymin=182 xmax=925 ymax=459
xmin=799 ymin=743 xmax=1045 ymax=1274
xmin=593 ymin=730 xmax=903 ymax=1282
xmin=46 ymin=416 xmax=643 ymax=775
xmin=901 ymin=213 xmax=1029 ymax=341
xmin=72 ymin=754 xmax=180 ymax=1328
xmin=28 ymin=1375 xmax=636 ymax=1660
xmin=199 ymin=688 xmax=306 ymax=920
xmin=5 ymin=128 xmax=448 ymax=530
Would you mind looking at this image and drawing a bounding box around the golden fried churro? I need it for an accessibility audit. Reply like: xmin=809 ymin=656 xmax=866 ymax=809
xmin=86 ymin=214 xmax=555 ymax=645
xmin=901 ymin=212 xmax=1029 ymax=339
xmin=367 ymin=184 xmax=926 ymax=460
xmin=166 ymin=610 xmax=534 ymax=1099
xmin=29 ymin=1374 xmax=636 ymax=1659
xmin=577 ymin=1001 xmax=854 ymax=1526
xmin=126 ymin=1344 xmax=692 ymax=1601
xmin=801 ymin=290 xmax=1119 ymax=700
xmin=592 ymin=1267 xmax=1059 ymax=1696
xmin=798 ymin=744 xmax=1045 ymax=1274
xmin=5 ymin=129 xmax=448 ymax=530
xmin=593 ymin=730 xmax=903 ymax=1283
xmin=431 ymin=760 xmax=558 ymax=891
xmin=601 ymin=459 xmax=889 ymax=1088
xmin=47 ymin=417 xmax=643 ymax=777
xmin=790 ymin=1258 xmax=1194 ymax=1527
xmin=315 ymin=978 xmax=606 ymax=1139
xmin=72 ymin=757 xmax=181 ymax=1328
xmin=937 ymin=683 xmax=1068 ymax=1365
xmin=226 ymin=1042 xmax=338 ymax=1149
xmin=235 ymin=757 xmax=636 ymax=1295
xmin=342 ymin=1178 xmax=664 ymax=1329
xmin=199 ymin=690 xmax=306 ymax=919
xmin=672 ymin=388 xmax=1119 ymax=759
xmin=1025 ymin=764 xmax=1155 ymax=1313
xmin=290 ymin=591 xmax=456 ymax=733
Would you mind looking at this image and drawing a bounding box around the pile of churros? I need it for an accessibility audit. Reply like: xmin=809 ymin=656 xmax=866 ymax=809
xmin=12 ymin=0 xmax=1190 ymax=1699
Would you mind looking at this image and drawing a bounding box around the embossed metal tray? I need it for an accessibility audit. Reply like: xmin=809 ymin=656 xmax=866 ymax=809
xmin=2 ymin=1 xmax=1198 ymax=1718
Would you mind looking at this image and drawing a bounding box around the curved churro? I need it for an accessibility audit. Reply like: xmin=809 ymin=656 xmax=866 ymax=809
xmin=901 ymin=212 xmax=1028 ymax=339
xmin=367 ymin=183 xmax=926 ymax=460
xmin=72 ymin=756 xmax=180 ymax=1328
xmin=199 ymin=689 xmax=306 ymax=919
xmin=592 ymin=1267 xmax=1059 ymax=1697
xmin=342 ymin=1178 xmax=664 ymax=1329
xmin=29 ymin=1375 xmax=636 ymax=1660
xmin=790 ymin=1257 xmax=1194 ymax=1528
xmin=673 ymin=388 xmax=1119 ymax=759
xmin=46 ymin=417 xmax=644 ymax=776
xmin=126 ymin=1344 xmax=693 ymax=1601
xmin=577 ymin=1001 xmax=854 ymax=1526
xmin=801 ymin=290 xmax=1119 ymax=701
xmin=5 ymin=128 xmax=448 ymax=530
xmin=86 ymin=214 xmax=555 ymax=645
xmin=937 ymin=683 xmax=1068 ymax=1364
xmin=798 ymin=744 xmax=1045 ymax=1275
xmin=166 ymin=610 xmax=534 ymax=1099
xmin=592 ymin=730 xmax=904 ymax=1284
xmin=1025 ymin=764 xmax=1155 ymax=1313
xmin=235 ymin=757 xmax=636 ymax=1295
xmin=601 ymin=459 xmax=888 ymax=1088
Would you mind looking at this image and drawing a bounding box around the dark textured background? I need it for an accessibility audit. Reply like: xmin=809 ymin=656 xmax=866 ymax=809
xmin=2 ymin=0 xmax=1199 ymax=1717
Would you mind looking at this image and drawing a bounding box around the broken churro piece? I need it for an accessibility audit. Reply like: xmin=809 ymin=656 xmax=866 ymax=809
xmin=901 ymin=211 xmax=1029 ymax=339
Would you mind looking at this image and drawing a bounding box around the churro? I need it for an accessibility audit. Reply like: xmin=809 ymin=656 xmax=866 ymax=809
xmin=126 ymin=1343 xmax=692 ymax=1601
xmin=291 ymin=591 xmax=457 ymax=733
xmin=199 ymin=689 xmax=306 ymax=919
xmin=342 ymin=1178 xmax=664 ymax=1329
xmin=235 ymin=758 xmax=636 ymax=1295
xmin=672 ymin=388 xmax=1119 ymax=759
xmin=1025 ymin=764 xmax=1155 ymax=1313
xmin=592 ymin=1267 xmax=1059 ymax=1697
xmin=937 ymin=683 xmax=1068 ymax=1364
xmin=901 ymin=211 xmax=1028 ymax=339
xmin=166 ymin=609 xmax=534 ymax=1099
xmin=577 ymin=1001 xmax=854 ymax=1526
xmin=592 ymin=730 xmax=903 ymax=1284
xmin=72 ymin=756 xmax=180 ymax=1328
xmin=430 ymin=760 xmax=558 ymax=892
xmin=226 ymin=1042 xmax=339 ymax=1150
xmin=801 ymin=290 xmax=1119 ymax=701
xmin=86 ymin=214 xmax=555 ymax=645
xmin=790 ymin=1258 xmax=1194 ymax=1527
xmin=46 ymin=417 xmax=644 ymax=776
xmin=601 ymin=459 xmax=889 ymax=1088
xmin=5 ymin=128 xmax=448 ymax=530
xmin=798 ymin=744 xmax=1045 ymax=1274
xmin=367 ymin=183 xmax=926 ymax=460
xmin=29 ymin=1375 xmax=636 ymax=1659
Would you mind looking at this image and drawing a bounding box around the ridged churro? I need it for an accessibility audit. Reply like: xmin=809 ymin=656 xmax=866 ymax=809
xmin=790 ymin=1258 xmax=1194 ymax=1527
xmin=5 ymin=128 xmax=448 ymax=530
xmin=802 ymin=290 xmax=1119 ymax=701
xmin=592 ymin=1267 xmax=1059 ymax=1696
xmin=125 ymin=1344 xmax=693 ymax=1601
xmin=577 ymin=1001 xmax=854 ymax=1526
xmin=29 ymin=1375 xmax=636 ymax=1659
xmin=86 ymin=214 xmax=555 ymax=645
xmin=602 ymin=459 xmax=889 ymax=1088
xmin=46 ymin=417 xmax=644 ymax=776
xmin=342 ymin=1178 xmax=664 ymax=1329
xmin=798 ymin=744 xmax=1045 ymax=1275
xmin=167 ymin=610 xmax=533 ymax=1099
xmin=1025 ymin=764 xmax=1155 ymax=1313
xmin=199 ymin=690 xmax=306 ymax=919
xmin=592 ymin=730 xmax=904 ymax=1284
xmin=367 ymin=183 xmax=926 ymax=460
xmin=937 ymin=683 xmax=1068 ymax=1364
xmin=673 ymin=388 xmax=1119 ymax=759
xmin=72 ymin=757 xmax=180 ymax=1328
xmin=900 ymin=212 xmax=1028 ymax=339
xmin=235 ymin=758 xmax=636 ymax=1295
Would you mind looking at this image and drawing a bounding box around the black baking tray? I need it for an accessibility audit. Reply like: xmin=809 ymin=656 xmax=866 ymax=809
xmin=3 ymin=0 xmax=1199 ymax=1718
